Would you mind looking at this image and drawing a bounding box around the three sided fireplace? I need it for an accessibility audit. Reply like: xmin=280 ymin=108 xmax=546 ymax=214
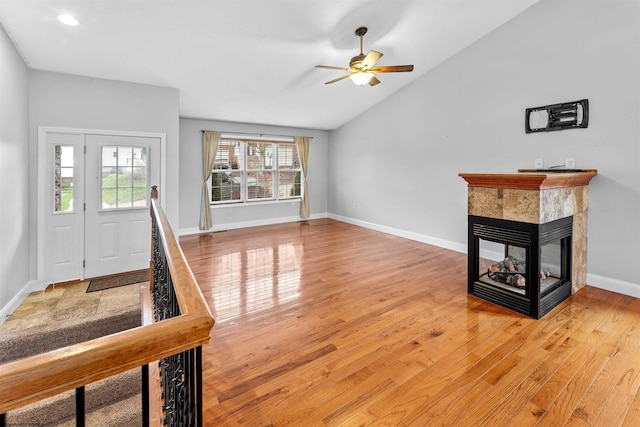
xmin=460 ymin=170 xmax=597 ymax=319
xmin=468 ymin=215 xmax=572 ymax=319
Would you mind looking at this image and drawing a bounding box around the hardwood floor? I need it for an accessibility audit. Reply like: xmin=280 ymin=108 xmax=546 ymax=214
xmin=180 ymin=218 xmax=640 ymax=426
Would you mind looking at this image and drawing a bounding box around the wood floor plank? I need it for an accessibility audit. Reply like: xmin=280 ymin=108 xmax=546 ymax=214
xmin=401 ymin=316 xmax=562 ymax=424
xmin=529 ymin=336 xmax=602 ymax=416
xmin=564 ymin=301 xmax=640 ymax=426
xmin=480 ymin=332 xmax=587 ymax=426
xmin=363 ymin=306 xmax=524 ymax=416
xmin=177 ymin=218 xmax=640 ymax=426
xmin=443 ymin=347 xmax=550 ymax=426
xmin=622 ymin=389 xmax=640 ymax=427
xmin=536 ymin=351 xmax=608 ymax=426
xmin=593 ymin=358 xmax=640 ymax=426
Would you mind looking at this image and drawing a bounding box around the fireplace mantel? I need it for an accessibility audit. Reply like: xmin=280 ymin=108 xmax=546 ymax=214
xmin=460 ymin=169 xmax=597 ymax=302
xmin=459 ymin=169 xmax=597 ymax=190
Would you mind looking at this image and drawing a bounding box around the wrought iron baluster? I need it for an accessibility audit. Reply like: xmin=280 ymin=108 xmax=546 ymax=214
xmin=142 ymin=364 xmax=149 ymax=427
xmin=76 ymin=386 xmax=85 ymax=427
xmin=150 ymin=194 xmax=206 ymax=426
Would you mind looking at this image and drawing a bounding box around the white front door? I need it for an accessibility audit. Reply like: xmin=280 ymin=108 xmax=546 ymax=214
xmin=40 ymin=130 xmax=162 ymax=284
xmin=84 ymin=134 xmax=160 ymax=278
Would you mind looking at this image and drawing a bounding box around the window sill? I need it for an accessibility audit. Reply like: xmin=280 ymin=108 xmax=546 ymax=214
xmin=210 ymin=199 xmax=301 ymax=208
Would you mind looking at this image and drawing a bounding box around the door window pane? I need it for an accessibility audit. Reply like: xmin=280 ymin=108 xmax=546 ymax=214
xmin=54 ymin=145 xmax=74 ymax=213
xmin=101 ymin=145 xmax=148 ymax=209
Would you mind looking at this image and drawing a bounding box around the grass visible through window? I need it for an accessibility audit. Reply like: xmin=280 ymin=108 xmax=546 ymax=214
xmin=61 ymin=187 xmax=73 ymax=212
xmin=102 ymin=173 xmax=147 ymax=207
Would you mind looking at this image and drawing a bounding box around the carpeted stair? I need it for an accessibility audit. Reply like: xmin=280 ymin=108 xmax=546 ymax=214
xmin=0 ymin=289 xmax=144 ymax=426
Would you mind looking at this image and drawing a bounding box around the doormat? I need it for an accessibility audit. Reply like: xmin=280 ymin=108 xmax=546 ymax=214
xmin=86 ymin=269 xmax=149 ymax=293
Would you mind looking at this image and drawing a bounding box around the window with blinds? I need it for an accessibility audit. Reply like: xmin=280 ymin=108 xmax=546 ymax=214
xmin=210 ymin=139 xmax=301 ymax=204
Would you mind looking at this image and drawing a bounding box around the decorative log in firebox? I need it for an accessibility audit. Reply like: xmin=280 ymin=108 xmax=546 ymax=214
xmin=459 ymin=170 xmax=597 ymax=319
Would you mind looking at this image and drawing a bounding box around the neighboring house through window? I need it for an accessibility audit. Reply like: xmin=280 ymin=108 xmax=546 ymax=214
xmin=210 ymin=139 xmax=301 ymax=204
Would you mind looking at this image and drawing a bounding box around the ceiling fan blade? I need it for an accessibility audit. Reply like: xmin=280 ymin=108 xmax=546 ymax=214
xmin=316 ymin=65 xmax=350 ymax=71
xmin=325 ymin=74 xmax=352 ymax=84
xmin=368 ymin=76 xmax=381 ymax=86
xmin=370 ymin=65 xmax=414 ymax=73
xmin=361 ymin=50 xmax=383 ymax=69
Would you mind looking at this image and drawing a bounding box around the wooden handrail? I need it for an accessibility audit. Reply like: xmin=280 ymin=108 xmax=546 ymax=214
xmin=0 ymin=191 xmax=214 ymax=415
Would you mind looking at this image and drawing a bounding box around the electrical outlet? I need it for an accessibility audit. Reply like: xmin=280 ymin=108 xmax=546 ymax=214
xmin=566 ymin=158 xmax=576 ymax=168
xmin=534 ymin=158 xmax=544 ymax=169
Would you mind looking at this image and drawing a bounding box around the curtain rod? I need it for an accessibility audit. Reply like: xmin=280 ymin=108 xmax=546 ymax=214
xmin=201 ymin=130 xmax=313 ymax=140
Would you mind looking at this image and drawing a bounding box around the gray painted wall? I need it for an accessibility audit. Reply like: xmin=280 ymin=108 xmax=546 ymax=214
xmin=328 ymin=0 xmax=640 ymax=293
xmin=0 ymin=24 xmax=30 ymax=313
xmin=29 ymin=70 xmax=181 ymax=230
xmin=179 ymin=118 xmax=329 ymax=233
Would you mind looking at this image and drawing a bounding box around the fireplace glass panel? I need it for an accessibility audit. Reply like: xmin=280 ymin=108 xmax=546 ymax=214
xmin=478 ymin=238 xmax=528 ymax=296
xmin=468 ymin=214 xmax=573 ymax=319
xmin=540 ymin=240 xmax=562 ymax=295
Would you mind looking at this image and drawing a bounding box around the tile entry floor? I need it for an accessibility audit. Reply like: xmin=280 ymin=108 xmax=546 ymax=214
xmin=0 ymin=280 xmax=146 ymax=334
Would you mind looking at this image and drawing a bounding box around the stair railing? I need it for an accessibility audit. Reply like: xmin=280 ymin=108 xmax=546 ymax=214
xmin=0 ymin=186 xmax=214 ymax=426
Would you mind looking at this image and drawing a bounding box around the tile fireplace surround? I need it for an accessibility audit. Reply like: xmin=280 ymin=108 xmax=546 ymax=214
xmin=459 ymin=169 xmax=597 ymax=317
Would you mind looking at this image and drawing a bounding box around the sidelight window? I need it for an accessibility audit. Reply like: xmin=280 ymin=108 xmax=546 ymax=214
xmin=53 ymin=145 xmax=74 ymax=213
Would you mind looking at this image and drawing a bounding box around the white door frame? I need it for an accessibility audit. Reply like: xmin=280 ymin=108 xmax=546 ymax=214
xmin=37 ymin=126 xmax=167 ymax=289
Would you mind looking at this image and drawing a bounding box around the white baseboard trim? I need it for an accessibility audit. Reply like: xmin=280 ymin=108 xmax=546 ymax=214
xmin=0 ymin=280 xmax=43 ymax=327
xmin=179 ymin=212 xmax=329 ymax=236
xmin=328 ymin=213 xmax=467 ymax=254
xmin=586 ymin=273 xmax=640 ymax=297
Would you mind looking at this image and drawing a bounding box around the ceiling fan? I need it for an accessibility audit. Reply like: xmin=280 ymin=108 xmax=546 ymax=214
xmin=316 ymin=26 xmax=414 ymax=86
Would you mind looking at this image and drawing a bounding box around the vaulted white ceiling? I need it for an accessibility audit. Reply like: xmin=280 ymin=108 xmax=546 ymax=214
xmin=0 ymin=0 xmax=540 ymax=130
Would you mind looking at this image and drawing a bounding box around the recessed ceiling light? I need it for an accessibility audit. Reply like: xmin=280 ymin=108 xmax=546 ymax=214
xmin=58 ymin=14 xmax=79 ymax=26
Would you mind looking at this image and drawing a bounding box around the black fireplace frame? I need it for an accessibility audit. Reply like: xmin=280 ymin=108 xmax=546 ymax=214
xmin=468 ymin=215 xmax=573 ymax=319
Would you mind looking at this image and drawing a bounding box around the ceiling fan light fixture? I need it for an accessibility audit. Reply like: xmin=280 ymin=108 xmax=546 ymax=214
xmin=316 ymin=26 xmax=413 ymax=86
xmin=350 ymin=71 xmax=374 ymax=86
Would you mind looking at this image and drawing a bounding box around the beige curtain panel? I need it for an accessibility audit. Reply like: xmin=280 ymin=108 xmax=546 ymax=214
xmin=295 ymin=136 xmax=310 ymax=219
xmin=200 ymin=131 xmax=220 ymax=230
